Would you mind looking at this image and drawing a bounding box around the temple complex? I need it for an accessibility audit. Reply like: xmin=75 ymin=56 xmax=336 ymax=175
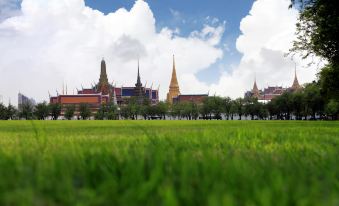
xmin=50 ymin=59 xmax=159 ymax=116
xmin=245 ymin=68 xmax=302 ymax=101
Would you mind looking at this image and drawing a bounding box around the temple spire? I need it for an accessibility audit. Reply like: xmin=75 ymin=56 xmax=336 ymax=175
xmin=170 ymin=55 xmax=179 ymax=88
xmin=136 ymin=59 xmax=142 ymax=87
xmin=167 ymin=55 xmax=181 ymax=104
xmin=252 ymin=74 xmax=260 ymax=98
xmin=291 ymin=64 xmax=301 ymax=91
xmin=134 ymin=59 xmax=144 ymax=104
xmin=98 ymin=58 xmax=109 ymax=95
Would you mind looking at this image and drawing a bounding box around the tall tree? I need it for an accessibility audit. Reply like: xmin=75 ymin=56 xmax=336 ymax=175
xmin=49 ymin=103 xmax=62 ymax=120
xmin=234 ymin=98 xmax=244 ymax=120
xmin=0 ymin=103 xmax=7 ymax=120
xmin=19 ymin=102 xmax=34 ymax=120
xmin=64 ymin=105 xmax=76 ymax=120
xmin=291 ymin=0 xmax=339 ymax=100
xmin=34 ymin=102 xmax=49 ymax=120
xmin=6 ymin=104 xmax=17 ymax=120
xmin=79 ymin=103 xmax=91 ymax=120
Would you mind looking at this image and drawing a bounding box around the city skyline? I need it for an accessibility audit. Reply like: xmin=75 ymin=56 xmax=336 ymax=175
xmin=0 ymin=0 xmax=320 ymax=105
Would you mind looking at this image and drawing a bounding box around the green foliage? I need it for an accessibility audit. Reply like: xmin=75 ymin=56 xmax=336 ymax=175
xmin=325 ymin=99 xmax=339 ymax=120
xmin=95 ymin=103 xmax=119 ymax=120
xmin=291 ymin=0 xmax=339 ymax=63
xmin=64 ymin=104 xmax=76 ymax=120
xmin=34 ymin=102 xmax=49 ymax=120
xmin=0 ymin=121 xmax=338 ymax=205
xmin=291 ymin=0 xmax=339 ymax=101
xmin=0 ymin=103 xmax=7 ymax=120
xmin=49 ymin=103 xmax=62 ymax=120
xmin=6 ymin=104 xmax=17 ymax=120
xmin=233 ymin=98 xmax=244 ymax=120
xmin=19 ymin=102 xmax=34 ymax=120
xmin=79 ymin=103 xmax=91 ymax=120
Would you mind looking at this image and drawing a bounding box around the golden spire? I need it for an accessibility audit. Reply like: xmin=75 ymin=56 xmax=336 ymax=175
xmin=291 ymin=64 xmax=301 ymax=91
xmin=170 ymin=55 xmax=179 ymax=88
xmin=167 ymin=55 xmax=181 ymax=104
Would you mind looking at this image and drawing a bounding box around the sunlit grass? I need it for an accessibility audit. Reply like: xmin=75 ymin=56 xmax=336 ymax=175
xmin=0 ymin=120 xmax=338 ymax=205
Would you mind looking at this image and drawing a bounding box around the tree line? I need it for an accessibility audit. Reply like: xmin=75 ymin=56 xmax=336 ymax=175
xmin=1 ymin=82 xmax=338 ymax=121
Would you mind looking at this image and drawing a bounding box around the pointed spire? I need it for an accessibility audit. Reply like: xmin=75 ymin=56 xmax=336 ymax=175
xmin=136 ymin=59 xmax=142 ymax=87
xmin=167 ymin=55 xmax=181 ymax=104
xmin=134 ymin=59 xmax=144 ymax=104
xmin=170 ymin=55 xmax=179 ymax=88
xmin=291 ymin=64 xmax=301 ymax=90
xmin=98 ymin=58 xmax=109 ymax=95
xmin=252 ymin=74 xmax=260 ymax=98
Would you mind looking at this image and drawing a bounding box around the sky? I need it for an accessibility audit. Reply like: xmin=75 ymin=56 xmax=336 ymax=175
xmin=0 ymin=0 xmax=320 ymax=105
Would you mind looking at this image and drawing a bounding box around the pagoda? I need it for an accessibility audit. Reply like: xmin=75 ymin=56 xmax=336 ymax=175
xmin=167 ymin=55 xmax=181 ymax=104
xmin=134 ymin=60 xmax=145 ymax=104
xmin=252 ymin=76 xmax=261 ymax=99
xmin=290 ymin=67 xmax=302 ymax=91
xmin=97 ymin=58 xmax=110 ymax=95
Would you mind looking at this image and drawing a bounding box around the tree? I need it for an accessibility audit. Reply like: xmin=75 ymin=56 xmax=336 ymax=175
xmin=325 ymin=99 xmax=339 ymax=120
xmin=291 ymin=0 xmax=339 ymax=64
xmin=291 ymin=0 xmax=339 ymax=100
xmin=49 ymin=103 xmax=62 ymax=120
xmin=79 ymin=103 xmax=91 ymax=120
xmin=64 ymin=105 xmax=75 ymax=120
xmin=34 ymin=102 xmax=49 ymax=120
xmin=303 ymin=82 xmax=324 ymax=119
xmin=319 ymin=64 xmax=339 ymax=101
xmin=291 ymin=91 xmax=304 ymax=120
xmin=106 ymin=103 xmax=119 ymax=120
xmin=6 ymin=104 xmax=17 ymax=120
xmin=155 ymin=101 xmax=168 ymax=120
xmin=275 ymin=92 xmax=294 ymax=120
xmin=95 ymin=104 xmax=107 ymax=120
xmin=223 ymin=97 xmax=232 ymax=120
xmin=0 ymin=103 xmax=7 ymax=120
xmin=233 ymin=98 xmax=244 ymax=120
xmin=19 ymin=102 xmax=34 ymax=120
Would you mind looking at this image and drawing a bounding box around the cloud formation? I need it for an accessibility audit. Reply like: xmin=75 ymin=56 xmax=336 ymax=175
xmin=207 ymin=0 xmax=319 ymax=98
xmin=0 ymin=0 xmax=320 ymax=106
xmin=0 ymin=0 xmax=223 ymax=105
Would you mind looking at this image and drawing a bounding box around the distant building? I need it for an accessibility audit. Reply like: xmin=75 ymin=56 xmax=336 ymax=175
xmin=173 ymin=94 xmax=208 ymax=105
xmin=166 ymin=55 xmax=208 ymax=105
xmin=245 ymin=67 xmax=302 ymax=101
xmin=50 ymin=59 xmax=159 ymax=116
xmin=18 ymin=93 xmax=36 ymax=111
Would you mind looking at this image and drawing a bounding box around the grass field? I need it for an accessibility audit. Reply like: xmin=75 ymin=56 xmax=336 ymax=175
xmin=0 ymin=121 xmax=338 ymax=206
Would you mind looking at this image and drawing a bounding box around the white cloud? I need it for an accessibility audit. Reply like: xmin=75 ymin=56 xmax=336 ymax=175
xmin=0 ymin=0 xmax=321 ymax=106
xmin=0 ymin=0 xmax=223 ymax=105
xmin=206 ymin=0 xmax=320 ymax=99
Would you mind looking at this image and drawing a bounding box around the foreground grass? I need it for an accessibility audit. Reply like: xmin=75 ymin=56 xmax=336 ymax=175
xmin=0 ymin=121 xmax=338 ymax=206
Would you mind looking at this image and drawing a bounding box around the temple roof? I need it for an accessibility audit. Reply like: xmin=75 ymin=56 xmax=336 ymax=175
xmin=291 ymin=67 xmax=301 ymax=90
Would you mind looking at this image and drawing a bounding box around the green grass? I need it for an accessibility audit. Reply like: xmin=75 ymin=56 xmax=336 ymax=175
xmin=0 ymin=121 xmax=338 ymax=206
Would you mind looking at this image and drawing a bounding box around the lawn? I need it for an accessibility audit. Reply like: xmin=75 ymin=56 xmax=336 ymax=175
xmin=0 ymin=121 xmax=338 ymax=206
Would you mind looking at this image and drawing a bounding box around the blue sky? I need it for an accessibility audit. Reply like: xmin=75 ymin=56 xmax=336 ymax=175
xmin=85 ymin=0 xmax=254 ymax=84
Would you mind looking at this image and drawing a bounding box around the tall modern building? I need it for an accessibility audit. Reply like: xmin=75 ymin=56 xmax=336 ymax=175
xmin=18 ymin=93 xmax=36 ymax=111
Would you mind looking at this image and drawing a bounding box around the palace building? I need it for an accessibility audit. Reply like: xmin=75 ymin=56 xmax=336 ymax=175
xmin=50 ymin=59 xmax=159 ymax=115
xmin=166 ymin=55 xmax=208 ymax=105
xmin=245 ymin=67 xmax=302 ymax=101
